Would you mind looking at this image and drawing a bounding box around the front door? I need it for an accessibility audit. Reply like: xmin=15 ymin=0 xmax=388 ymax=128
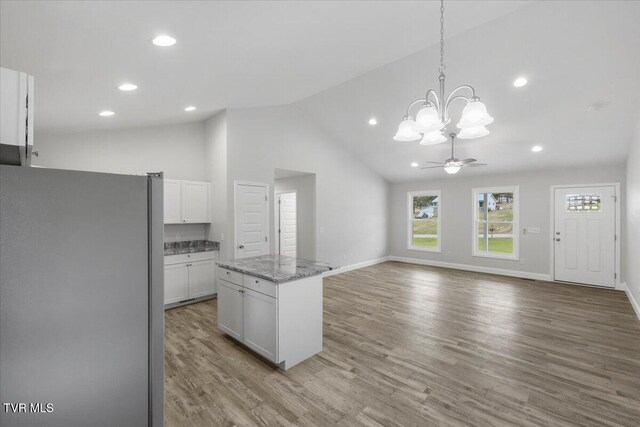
xmin=554 ymin=185 xmax=616 ymax=287
xmin=235 ymin=183 xmax=268 ymax=259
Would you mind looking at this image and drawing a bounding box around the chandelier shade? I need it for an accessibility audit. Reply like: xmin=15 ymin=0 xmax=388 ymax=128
xmin=456 ymin=99 xmax=494 ymax=129
xmin=420 ymin=131 xmax=447 ymax=145
xmin=393 ymin=117 xmax=422 ymax=141
xmin=457 ymin=126 xmax=490 ymax=139
xmin=413 ymin=104 xmax=444 ymax=133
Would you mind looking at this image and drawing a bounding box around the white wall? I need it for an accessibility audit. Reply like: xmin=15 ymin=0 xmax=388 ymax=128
xmin=225 ymin=104 xmax=389 ymax=267
xmin=625 ymin=116 xmax=640 ymax=315
xmin=274 ymin=173 xmax=316 ymax=260
xmin=204 ymin=111 xmax=228 ymax=253
xmin=390 ymin=165 xmax=626 ymax=280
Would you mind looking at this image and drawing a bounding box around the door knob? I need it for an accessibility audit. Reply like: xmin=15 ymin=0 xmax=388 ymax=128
xmin=555 ymin=232 xmax=561 ymax=235
xmin=238 ymin=245 xmax=245 ymax=249
xmin=555 ymin=238 xmax=561 ymax=242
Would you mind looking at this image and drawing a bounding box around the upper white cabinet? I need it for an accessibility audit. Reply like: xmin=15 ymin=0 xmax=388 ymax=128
xmin=164 ymin=179 xmax=211 ymax=224
xmin=0 ymin=67 xmax=34 ymax=165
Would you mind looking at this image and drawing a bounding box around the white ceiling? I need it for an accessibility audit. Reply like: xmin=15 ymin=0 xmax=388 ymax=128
xmin=0 ymin=0 xmax=530 ymax=135
xmin=296 ymin=1 xmax=640 ymax=181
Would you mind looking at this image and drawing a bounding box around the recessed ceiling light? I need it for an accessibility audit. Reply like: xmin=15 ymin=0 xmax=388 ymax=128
xmin=531 ymin=145 xmax=543 ymax=152
xmin=368 ymin=118 xmax=377 ymax=126
xmin=99 ymin=110 xmax=115 ymax=117
xmin=411 ymin=162 xmax=419 ymax=167
xmin=118 ymin=83 xmax=138 ymax=91
xmin=152 ymin=35 xmax=176 ymax=47
xmin=184 ymin=106 xmax=196 ymax=112
xmin=513 ymin=77 xmax=528 ymax=87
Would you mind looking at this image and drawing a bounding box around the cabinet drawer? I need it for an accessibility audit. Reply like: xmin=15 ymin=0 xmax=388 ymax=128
xmin=165 ymin=251 xmax=216 ymax=265
xmin=243 ymin=275 xmax=277 ymax=298
xmin=217 ymin=267 xmax=243 ymax=285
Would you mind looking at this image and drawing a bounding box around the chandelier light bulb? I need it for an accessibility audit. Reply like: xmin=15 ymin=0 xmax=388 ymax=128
xmin=393 ymin=117 xmax=422 ymax=141
xmin=419 ymin=131 xmax=447 ymax=145
xmin=457 ymin=98 xmax=494 ymax=129
xmin=457 ymin=126 xmax=490 ymax=139
xmin=413 ymin=104 xmax=443 ymax=133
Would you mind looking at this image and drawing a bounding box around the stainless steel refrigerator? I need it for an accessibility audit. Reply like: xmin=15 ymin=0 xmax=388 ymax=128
xmin=0 ymin=165 xmax=163 ymax=427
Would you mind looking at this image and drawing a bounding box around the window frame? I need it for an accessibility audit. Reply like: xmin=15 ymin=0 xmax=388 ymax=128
xmin=407 ymin=190 xmax=442 ymax=253
xmin=472 ymin=185 xmax=519 ymax=260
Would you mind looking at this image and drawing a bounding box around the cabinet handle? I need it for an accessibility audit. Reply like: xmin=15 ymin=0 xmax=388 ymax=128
xmin=255 ymin=280 xmax=259 ymax=284
xmin=226 ymin=271 xmax=230 ymax=275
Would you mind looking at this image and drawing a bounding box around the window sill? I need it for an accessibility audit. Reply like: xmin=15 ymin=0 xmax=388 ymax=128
xmin=408 ymin=246 xmax=441 ymax=253
xmin=473 ymin=252 xmax=519 ymax=261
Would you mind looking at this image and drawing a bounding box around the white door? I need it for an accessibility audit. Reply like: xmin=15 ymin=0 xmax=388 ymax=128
xmin=277 ymin=192 xmax=297 ymax=257
xmin=243 ymin=288 xmax=278 ymax=362
xmin=554 ymin=186 xmax=616 ymax=288
xmin=0 ymin=67 xmax=31 ymax=148
xmin=181 ymin=181 xmax=210 ymax=223
xmin=164 ymin=263 xmax=189 ymax=304
xmin=235 ymin=183 xmax=268 ymax=258
xmin=188 ymin=259 xmax=216 ymax=298
xmin=163 ymin=179 xmax=182 ymax=224
xmin=217 ymin=280 xmax=244 ymax=341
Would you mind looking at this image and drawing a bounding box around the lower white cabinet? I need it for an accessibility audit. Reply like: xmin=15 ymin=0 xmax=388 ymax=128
xmin=164 ymin=252 xmax=217 ymax=306
xmin=217 ymin=266 xmax=322 ymax=369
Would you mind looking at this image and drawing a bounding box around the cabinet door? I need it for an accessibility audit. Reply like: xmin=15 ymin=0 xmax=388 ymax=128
xmin=163 ymin=179 xmax=182 ymax=224
xmin=217 ymin=280 xmax=243 ymax=341
xmin=243 ymin=288 xmax=278 ymax=362
xmin=164 ymin=263 xmax=189 ymax=304
xmin=188 ymin=259 xmax=216 ymax=298
xmin=0 ymin=67 xmax=28 ymax=147
xmin=181 ymin=181 xmax=210 ymax=223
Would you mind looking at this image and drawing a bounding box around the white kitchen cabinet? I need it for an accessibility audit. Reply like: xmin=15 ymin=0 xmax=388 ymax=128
xmin=0 ymin=67 xmax=34 ymax=166
xmin=164 ymin=252 xmax=217 ymax=306
xmin=163 ymin=179 xmax=182 ymax=224
xmin=164 ymin=263 xmax=189 ymax=304
xmin=243 ymin=288 xmax=278 ymax=361
xmin=163 ymin=179 xmax=211 ymax=224
xmin=217 ymin=280 xmax=244 ymax=341
xmin=217 ymin=267 xmax=322 ymax=369
xmin=188 ymin=259 xmax=216 ymax=298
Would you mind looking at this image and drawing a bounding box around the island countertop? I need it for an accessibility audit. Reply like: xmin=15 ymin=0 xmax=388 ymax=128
xmin=216 ymin=255 xmax=334 ymax=283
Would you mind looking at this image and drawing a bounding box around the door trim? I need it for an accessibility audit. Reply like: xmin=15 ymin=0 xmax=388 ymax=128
xmin=234 ymin=181 xmax=270 ymax=259
xmin=549 ymin=183 xmax=621 ymax=289
xmin=274 ymin=190 xmax=297 ymax=256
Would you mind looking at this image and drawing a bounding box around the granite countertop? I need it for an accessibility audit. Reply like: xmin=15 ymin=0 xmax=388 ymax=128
xmin=216 ymin=255 xmax=334 ymax=284
xmin=164 ymin=240 xmax=219 ymax=256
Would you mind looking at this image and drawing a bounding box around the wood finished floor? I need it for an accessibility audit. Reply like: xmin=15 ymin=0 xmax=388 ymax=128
xmin=164 ymin=262 xmax=640 ymax=426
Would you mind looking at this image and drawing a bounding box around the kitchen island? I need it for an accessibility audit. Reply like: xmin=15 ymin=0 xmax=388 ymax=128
xmin=216 ymin=255 xmax=333 ymax=369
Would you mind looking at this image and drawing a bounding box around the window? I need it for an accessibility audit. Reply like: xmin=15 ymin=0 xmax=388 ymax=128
xmin=473 ymin=186 xmax=519 ymax=259
xmin=566 ymin=193 xmax=601 ymax=212
xmin=408 ymin=190 xmax=441 ymax=252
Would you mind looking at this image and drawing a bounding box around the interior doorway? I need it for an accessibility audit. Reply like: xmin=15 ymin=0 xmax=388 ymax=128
xmin=276 ymin=192 xmax=297 ymax=257
xmin=552 ymin=184 xmax=619 ymax=288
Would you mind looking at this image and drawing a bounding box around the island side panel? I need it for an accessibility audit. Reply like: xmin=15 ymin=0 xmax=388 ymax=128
xmin=277 ymin=275 xmax=323 ymax=369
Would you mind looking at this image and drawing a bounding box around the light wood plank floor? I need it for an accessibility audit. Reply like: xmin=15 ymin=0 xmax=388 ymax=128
xmin=164 ymin=261 xmax=640 ymax=426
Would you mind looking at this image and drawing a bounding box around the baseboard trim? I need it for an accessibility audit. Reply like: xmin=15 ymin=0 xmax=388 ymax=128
xmin=388 ymin=256 xmax=553 ymax=282
xmin=625 ymin=285 xmax=640 ymax=321
xmin=323 ymin=256 xmax=391 ymax=277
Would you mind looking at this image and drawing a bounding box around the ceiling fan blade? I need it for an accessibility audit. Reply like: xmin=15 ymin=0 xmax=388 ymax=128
xmin=466 ymin=163 xmax=487 ymax=167
xmin=424 ymin=161 xmax=445 ymax=165
xmin=420 ymin=165 xmax=444 ymax=169
xmin=458 ymin=158 xmax=477 ymax=164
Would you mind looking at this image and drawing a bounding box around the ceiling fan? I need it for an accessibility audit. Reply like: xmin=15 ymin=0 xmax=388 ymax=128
xmin=420 ymin=133 xmax=486 ymax=174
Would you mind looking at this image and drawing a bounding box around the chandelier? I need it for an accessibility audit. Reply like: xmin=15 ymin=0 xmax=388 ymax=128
xmin=394 ymin=0 xmax=494 ymax=144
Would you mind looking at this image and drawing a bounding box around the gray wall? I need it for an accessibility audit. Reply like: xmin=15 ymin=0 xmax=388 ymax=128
xmin=390 ymin=165 xmax=626 ymax=280
xmin=625 ymin=115 xmax=640 ymax=309
xmin=274 ymin=173 xmax=316 ymax=260
xmin=225 ymin=104 xmax=389 ymax=267
xmin=34 ymin=121 xmax=206 ymax=180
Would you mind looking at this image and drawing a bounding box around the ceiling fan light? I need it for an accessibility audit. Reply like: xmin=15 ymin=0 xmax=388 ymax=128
xmin=419 ymin=131 xmax=447 ymax=145
xmin=457 ymin=126 xmax=490 ymax=139
xmin=393 ymin=118 xmax=422 ymax=141
xmin=444 ymin=162 xmax=461 ymax=174
xmin=413 ymin=104 xmax=444 ymax=133
xmin=457 ymin=99 xmax=494 ymax=129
